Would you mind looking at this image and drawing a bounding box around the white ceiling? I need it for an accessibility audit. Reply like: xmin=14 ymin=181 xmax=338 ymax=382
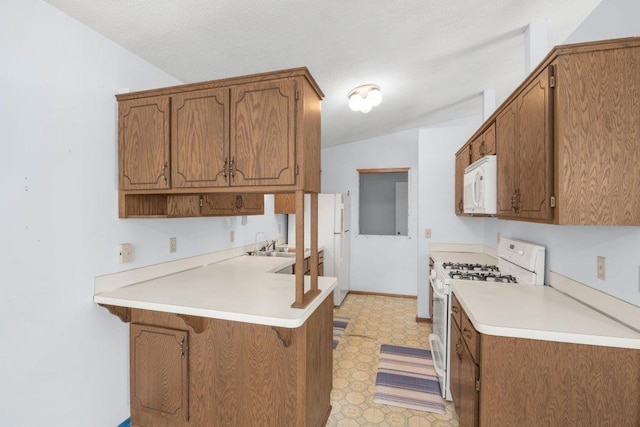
xmin=45 ymin=0 xmax=601 ymax=147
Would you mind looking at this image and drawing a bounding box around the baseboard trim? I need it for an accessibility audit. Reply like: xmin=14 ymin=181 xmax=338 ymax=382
xmin=415 ymin=316 xmax=432 ymax=323
xmin=348 ymin=290 xmax=417 ymax=299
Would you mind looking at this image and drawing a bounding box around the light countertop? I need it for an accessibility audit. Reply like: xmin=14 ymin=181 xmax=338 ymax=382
xmin=452 ymin=281 xmax=640 ymax=349
xmin=94 ymin=254 xmax=337 ymax=328
xmin=429 ymin=250 xmax=497 ymax=266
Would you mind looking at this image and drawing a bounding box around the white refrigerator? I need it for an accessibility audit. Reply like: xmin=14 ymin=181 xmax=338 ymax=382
xmin=287 ymin=193 xmax=350 ymax=306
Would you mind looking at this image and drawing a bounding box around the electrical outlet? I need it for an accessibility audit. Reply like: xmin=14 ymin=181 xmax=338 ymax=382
xmin=118 ymin=243 xmax=133 ymax=263
xmin=169 ymin=237 xmax=177 ymax=253
xmin=230 ymin=231 xmax=235 ymax=242
xmin=424 ymin=228 xmax=432 ymax=238
xmin=597 ymin=256 xmax=606 ymax=280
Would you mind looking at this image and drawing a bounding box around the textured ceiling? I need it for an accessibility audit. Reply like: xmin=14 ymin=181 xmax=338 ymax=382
xmin=45 ymin=0 xmax=601 ymax=147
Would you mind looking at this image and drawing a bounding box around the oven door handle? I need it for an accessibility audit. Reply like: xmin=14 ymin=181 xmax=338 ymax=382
xmin=431 ymin=280 xmax=447 ymax=300
xmin=428 ymin=334 xmax=446 ymax=378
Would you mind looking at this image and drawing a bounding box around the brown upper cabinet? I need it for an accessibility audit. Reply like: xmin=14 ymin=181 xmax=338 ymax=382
xmin=119 ymin=97 xmax=171 ymax=190
xmin=496 ymin=66 xmax=553 ymax=221
xmin=470 ymin=123 xmax=496 ymax=164
xmin=116 ymin=68 xmax=323 ymax=218
xmin=456 ymin=37 xmax=640 ymax=225
xmin=454 ymin=144 xmax=471 ymax=216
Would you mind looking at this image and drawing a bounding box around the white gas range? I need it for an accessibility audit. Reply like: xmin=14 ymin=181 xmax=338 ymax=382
xmin=428 ymin=237 xmax=545 ymax=400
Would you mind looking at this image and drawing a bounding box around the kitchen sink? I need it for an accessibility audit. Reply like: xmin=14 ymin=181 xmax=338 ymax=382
xmin=250 ymin=250 xmax=309 ymax=258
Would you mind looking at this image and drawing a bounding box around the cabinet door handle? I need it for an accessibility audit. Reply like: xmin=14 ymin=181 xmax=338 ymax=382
xmin=452 ymin=306 xmax=459 ymax=314
xmin=479 ymin=142 xmax=485 ymax=156
xmin=222 ymin=157 xmax=228 ymax=181
xmin=458 ymin=200 xmax=463 ymax=212
xmin=229 ymin=156 xmax=235 ymax=181
xmin=462 ymin=328 xmax=473 ymax=340
xmin=160 ymin=161 xmax=168 ymax=182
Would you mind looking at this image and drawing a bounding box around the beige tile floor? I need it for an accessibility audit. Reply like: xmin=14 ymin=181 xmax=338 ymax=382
xmin=327 ymin=293 xmax=459 ymax=427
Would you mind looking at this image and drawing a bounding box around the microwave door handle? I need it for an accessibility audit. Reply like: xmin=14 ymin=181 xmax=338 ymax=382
xmin=472 ymin=170 xmax=480 ymax=207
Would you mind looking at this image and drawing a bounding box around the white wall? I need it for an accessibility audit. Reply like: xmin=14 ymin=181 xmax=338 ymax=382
xmin=322 ymin=129 xmax=419 ymax=296
xmin=483 ymin=0 xmax=640 ymax=307
xmin=564 ymin=0 xmax=640 ymax=43
xmin=0 ymin=1 xmax=285 ymax=425
xmin=417 ymin=118 xmax=484 ymax=317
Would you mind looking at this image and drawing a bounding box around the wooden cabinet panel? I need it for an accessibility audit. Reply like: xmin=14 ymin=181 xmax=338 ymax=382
xmin=274 ymin=192 xmax=295 ymax=214
xmin=495 ymin=67 xmax=553 ymax=221
xmin=117 ymin=68 xmax=323 ymax=218
xmin=516 ymin=67 xmax=553 ymax=220
xmin=171 ymin=89 xmax=229 ymax=188
xmin=167 ymin=195 xmax=201 ymax=217
xmin=555 ymin=45 xmax=640 ymax=225
xmin=231 ymin=79 xmax=296 ymax=187
xmin=130 ymin=324 xmax=188 ymax=422
xmin=482 ymin=123 xmax=496 ymax=156
xmin=461 ymin=311 xmax=480 ymax=364
xmin=201 ymin=194 xmax=264 ymax=216
xmin=496 ymin=102 xmax=518 ymax=217
xmin=119 ymin=97 xmax=170 ymax=190
xmin=450 ymin=319 xmax=462 ymax=417
xmin=455 ymin=145 xmax=471 ymax=215
xmin=460 ymin=39 xmax=640 ymax=225
xmin=128 ymin=296 xmax=333 ymax=426
xmin=458 ymin=341 xmax=479 ymax=427
xmin=470 ymin=136 xmax=483 ymax=164
xmin=450 ymin=294 xmax=640 ymax=426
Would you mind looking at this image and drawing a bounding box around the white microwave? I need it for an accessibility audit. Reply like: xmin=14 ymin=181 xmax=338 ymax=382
xmin=463 ymin=155 xmax=497 ymax=214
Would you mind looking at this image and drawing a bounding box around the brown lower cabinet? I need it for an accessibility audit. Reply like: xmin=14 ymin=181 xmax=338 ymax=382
xmin=450 ymin=294 xmax=640 ymax=427
xmin=292 ymin=250 xmax=324 ymax=275
xmin=128 ymin=294 xmax=333 ymax=427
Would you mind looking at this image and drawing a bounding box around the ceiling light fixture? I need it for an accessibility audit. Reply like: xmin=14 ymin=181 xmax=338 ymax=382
xmin=348 ymin=84 xmax=382 ymax=113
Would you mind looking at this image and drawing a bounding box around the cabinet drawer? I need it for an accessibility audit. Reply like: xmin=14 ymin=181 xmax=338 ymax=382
xmin=451 ymin=294 xmax=462 ymax=328
xmin=461 ymin=310 xmax=480 ymax=364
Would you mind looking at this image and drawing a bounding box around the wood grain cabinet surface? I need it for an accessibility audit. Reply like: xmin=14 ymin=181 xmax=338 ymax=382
xmin=454 ymin=144 xmax=471 ymax=216
xmin=496 ymin=66 xmax=553 ymax=221
xmin=457 ymin=37 xmax=640 ymax=225
xmin=450 ymin=293 xmax=640 ymax=427
xmin=118 ymin=96 xmax=171 ymax=191
xmin=126 ymin=294 xmax=333 ymax=427
xmin=116 ymin=67 xmax=323 ymax=218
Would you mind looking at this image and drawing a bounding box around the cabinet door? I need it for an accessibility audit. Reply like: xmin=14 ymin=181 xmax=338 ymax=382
xmin=459 ymin=340 xmax=479 ymax=427
xmin=119 ymin=97 xmax=170 ymax=190
xmin=455 ymin=145 xmax=471 ymax=215
xmin=231 ymin=79 xmax=297 ymax=187
xmin=172 ymin=89 xmax=230 ymax=188
xmin=495 ymin=102 xmax=518 ymax=217
xmin=201 ymin=194 xmax=264 ymax=216
xmin=482 ymin=123 xmax=496 ymax=156
xmin=470 ymin=136 xmax=483 ymax=163
xmin=516 ymin=67 xmax=553 ymax=221
xmin=130 ymin=324 xmax=189 ymax=422
xmin=450 ymin=322 xmax=462 ymax=417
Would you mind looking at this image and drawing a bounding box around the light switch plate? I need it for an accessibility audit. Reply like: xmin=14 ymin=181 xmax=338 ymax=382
xmin=230 ymin=231 xmax=235 ymax=242
xmin=424 ymin=228 xmax=432 ymax=238
xmin=118 ymin=243 xmax=133 ymax=263
xmin=169 ymin=237 xmax=177 ymax=253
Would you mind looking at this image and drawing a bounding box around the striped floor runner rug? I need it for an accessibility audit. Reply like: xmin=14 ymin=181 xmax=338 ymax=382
xmin=373 ymin=344 xmax=446 ymax=414
xmin=333 ymin=317 xmax=349 ymax=349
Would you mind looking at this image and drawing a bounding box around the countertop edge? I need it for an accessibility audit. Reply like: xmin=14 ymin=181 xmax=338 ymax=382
xmin=95 ymin=278 xmax=337 ymax=329
xmin=453 ymin=284 xmax=640 ymax=350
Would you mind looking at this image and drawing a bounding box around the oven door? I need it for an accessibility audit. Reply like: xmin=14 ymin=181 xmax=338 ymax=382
xmin=428 ymin=276 xmax=449 ymax=399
